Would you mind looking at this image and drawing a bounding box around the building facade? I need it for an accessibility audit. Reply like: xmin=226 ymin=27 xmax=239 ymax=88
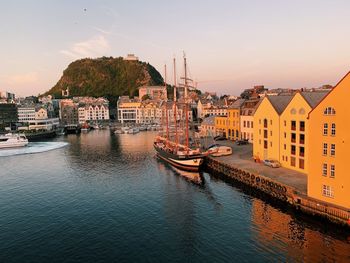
xmin=240 ymin=99 xmax=261 ymax=143
xmin=0 ymin=103 xmax=18 ymax=130
xmin=253 ymin=96 xmax=293 ymax=162
xmin=200 ymin=116 xmax=216 ymax=137
xmin=226 ymin=99 xmax=245 ymax=141
xmin=138 ymin=86 xmax=167 ymax=100
xmin=308 ymin=72 xmax=349 ymax=208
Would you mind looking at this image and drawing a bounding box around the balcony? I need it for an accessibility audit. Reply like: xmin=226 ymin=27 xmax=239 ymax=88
xmin=291 ymin=150 xmax=296 ymax=155
xmin=300 ymin=126 xmax=305 ymax=132
xmin=291 ymin=126 xmax=296 ymax=131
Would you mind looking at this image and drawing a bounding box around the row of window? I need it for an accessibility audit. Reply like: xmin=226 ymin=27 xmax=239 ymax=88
xmin=281 ymin=156 xmax=305 ymax=169
xmin=243 ymin=120 xmax=253 ymax=128
xmin=323 ymin=143 xmax=336 ymax=156
xmin=323 ymin=123 xmax=336 ymax=136
xmin=322 ymin=163 xmax=335 ymax=178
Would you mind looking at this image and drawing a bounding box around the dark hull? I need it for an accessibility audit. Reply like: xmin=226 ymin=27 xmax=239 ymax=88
xmin=154 ymin=143 xmax=204 ymax=172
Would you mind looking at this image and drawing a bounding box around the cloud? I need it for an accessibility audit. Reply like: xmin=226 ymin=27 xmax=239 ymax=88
xmin=60 ymin=35 xmax=111 ymax=59
xmin=6 ymin=72 xmax=39 ymax=85
xmin=92 ymin=26 xmax=111 ymax=35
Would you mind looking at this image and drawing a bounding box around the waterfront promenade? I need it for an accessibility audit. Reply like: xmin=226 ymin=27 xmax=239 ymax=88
xmin=205 ymin=140 xmax=350 ymax=227
xmin=212 ymin=141 xmax=307 ymax=194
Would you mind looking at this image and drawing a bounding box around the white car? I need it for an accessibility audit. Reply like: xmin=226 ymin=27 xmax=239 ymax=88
xmin=263 ymin=159 xmax=281 ymax=168
xmin=208 ymin=145 xmax=232 ymax=157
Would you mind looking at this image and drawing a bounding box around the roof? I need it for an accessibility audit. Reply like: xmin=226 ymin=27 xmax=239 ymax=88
xmin=201 ymin=116 xmax=215 ymax=126
xmin=229 ymin=98 xmax=245 ymax=109
xmin=267 ymin=95 xmax=293 ymax=115
xmin=300 ymin=91 xmax=329 ymax=108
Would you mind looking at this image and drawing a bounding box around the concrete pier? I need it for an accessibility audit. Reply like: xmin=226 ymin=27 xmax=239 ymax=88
xmin=204 ymin=142 xmax=350 ymax=228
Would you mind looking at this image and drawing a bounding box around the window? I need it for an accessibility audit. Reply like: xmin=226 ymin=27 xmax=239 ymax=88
xmin=259 ymin=139 xmax=261 ymax=145
xmin=330 ymin=144 xmax=336 ymax=156
xmin=264 ymin=119 xmax=268 ymax=128
xmin=322 ymin=185 xmax=334 ymax=198
xmin=264 ymin=140 xmax=268 ymax=149
xmin=259 ymin=119 xmax=261 ymax=125
xmin=270 ymin=131 xmax=272 ymax=136
xmin=285 ymin=156 xmax=288 ymax=162
xmin=264 ymin=130 xmax=268 ymax=138
xmin=284 ymin=120 xmax=286 ymax=126
xmin=291 ymin=157 xmax=296 ymax=167
xmin=284 ymin=132 xmax=286 ymax=139
xmin=291 ymin=133 xmax=296 ymax=143
xmin=251 ymin=122 xmax=253 ymax=128
xmin=291 ymin=121 xmax=296 ymax=131
xmin=322 ymin=164 xmax=327 ymax=176
xmin=259 ymin=129 xmax=261 ymax=135
xmin=324 ymin=107 xmax=336 ymax=115
xmin=300 ymin=121 xmax=305 ymax=132
xmin=291 ymin=145 xmax=296 ymax=155
xmin=299 ymin=159 xmax=304 ymax=169
xmin=247 ymin=121 xmax=250 ymax=128
xmin=323 ymin=123 xmax=328 ymax=135
xmin=300 ymin=134 xmax=305 ymax=144
xmin=270 ymin=141 xmax=272 ymax=147
xmin=243 ymin=121 xmax=246 ymax=128
xmin=284 ymin=144 xmax=286 ymax=150
xmin=270 ymin=120 xmax=272 ymax=125
xmin=331 ymin=123 xmax=336 ymax=136
xmin=323 ymin=143 xmax=328 ymax=155
xmin=330 ymin=165 xmax=335 ymax=178
xmin=300 ymin=147 xmax=305 ymax=157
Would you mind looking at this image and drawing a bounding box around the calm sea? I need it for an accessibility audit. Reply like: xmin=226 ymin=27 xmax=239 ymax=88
xmin=0 ymin=130 xmax=349 ymax=263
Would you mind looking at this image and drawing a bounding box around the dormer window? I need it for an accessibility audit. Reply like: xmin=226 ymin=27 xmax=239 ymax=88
xmin=324 ymin=107 xmax=336 ymax=115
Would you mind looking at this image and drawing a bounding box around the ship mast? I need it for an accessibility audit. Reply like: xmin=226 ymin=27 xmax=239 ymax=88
xmin=173 ymin=57 xmax=178 ymax=149
xmin=164 ymin=64 xmax=169 ymax=143
xmin=184 ymin=53 xmax=189 ymax=151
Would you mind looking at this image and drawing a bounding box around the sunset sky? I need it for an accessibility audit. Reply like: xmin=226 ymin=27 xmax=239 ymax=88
xmin=1 ymin=0 xmax=350 ymax=96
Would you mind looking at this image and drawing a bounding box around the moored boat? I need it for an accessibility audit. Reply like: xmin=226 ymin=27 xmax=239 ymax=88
xmin=0 ymin=133 xmax=29 ymax=149
xmin=154 ymin=136 xmax=205 ymax=172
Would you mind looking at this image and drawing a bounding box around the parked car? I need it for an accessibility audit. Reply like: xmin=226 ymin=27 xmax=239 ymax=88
xmin=236 ymin=139 xmax=249 ymax=145
xmin=263 ymin=159 xmax=281 ymax=168
xmin=214 ymin=136 xmax=227 ymax=141
xmin=208 ymin=145 xmax=232 ymax=157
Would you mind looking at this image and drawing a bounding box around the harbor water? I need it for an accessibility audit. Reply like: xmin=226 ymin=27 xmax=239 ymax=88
xmin=0 ymin=130 xmax=349 ymax=262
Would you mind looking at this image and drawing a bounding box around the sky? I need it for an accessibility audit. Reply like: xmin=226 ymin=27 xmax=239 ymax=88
xmin=1 ymin=0 xmax=350 ymax=97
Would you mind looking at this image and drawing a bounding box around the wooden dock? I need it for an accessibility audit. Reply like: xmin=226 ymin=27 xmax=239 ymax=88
xmin=205 ymin=156 xmax=350 ymax=228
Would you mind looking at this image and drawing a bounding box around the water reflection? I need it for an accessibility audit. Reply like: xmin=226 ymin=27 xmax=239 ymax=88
xmin=251 ymin=199 xmax=350 ymax=262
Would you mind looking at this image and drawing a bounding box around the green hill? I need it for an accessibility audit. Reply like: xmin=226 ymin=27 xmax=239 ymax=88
xmin=45 ymin=56 xmax=164 ymax=104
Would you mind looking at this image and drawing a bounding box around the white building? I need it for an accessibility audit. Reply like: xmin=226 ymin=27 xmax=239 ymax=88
xmin=18 ymin=106 xmax=36 ymax=122
xmin=78 ymin=104 xmax=109 ymax=124
xmin=123 ymin=54 xmax=139 ymax=61
xmin=117 ymin=97 xmax=141 ymax=124
xmin=200 ymin=116 xmax=216 ymax=137
xmin=72 ymin=97 xmax=109 ymax=124
xmin=240 ymin=99 xmax=261 ymax=143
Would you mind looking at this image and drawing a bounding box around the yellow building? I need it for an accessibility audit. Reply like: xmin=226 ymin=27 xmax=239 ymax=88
xmin=226 ymin=99 xmax=245 ymax=141
xmin=253 ymin=95 xmax=293 ymax=162
xmin=308 ymin=72 xmax=350 ymax=209
xmin=215 ymin=115 xmax=228 ymax=137
xmin=280 ymin=92 xmax=328 ymax=173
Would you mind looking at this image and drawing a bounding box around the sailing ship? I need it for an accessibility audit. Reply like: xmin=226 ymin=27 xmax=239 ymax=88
xmin=154 ymin=55 xmax=207 ymax=172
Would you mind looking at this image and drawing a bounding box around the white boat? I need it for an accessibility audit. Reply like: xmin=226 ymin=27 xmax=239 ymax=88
xmin=0 ymin=133 xmax=29 ymax=149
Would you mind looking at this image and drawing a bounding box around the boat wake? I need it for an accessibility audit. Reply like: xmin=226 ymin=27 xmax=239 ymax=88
xmin=0 ymin=142 xmax=68 ymax=157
